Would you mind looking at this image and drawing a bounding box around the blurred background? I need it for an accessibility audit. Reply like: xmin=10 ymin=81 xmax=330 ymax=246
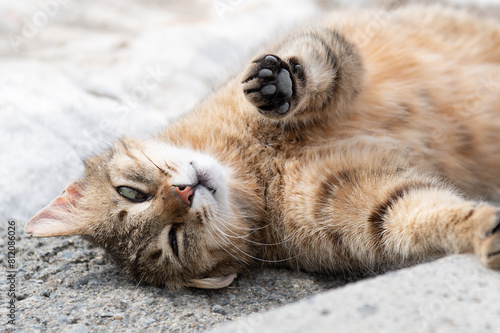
xmin=0 ymin=0 xmax=327 ymax=221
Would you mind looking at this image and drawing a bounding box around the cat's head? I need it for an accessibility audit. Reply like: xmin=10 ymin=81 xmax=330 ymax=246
xmin=26 ymin=138 xmax=258 ymax=289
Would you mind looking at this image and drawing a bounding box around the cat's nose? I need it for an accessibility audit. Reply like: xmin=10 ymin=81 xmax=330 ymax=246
xmin=174 ymin=185 xmax=195 ymax=206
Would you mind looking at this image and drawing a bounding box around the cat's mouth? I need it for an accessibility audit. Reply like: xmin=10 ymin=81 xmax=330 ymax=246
xmin=197 ymin=176 xmax=217 ymax=195
xmin=192 ymin=163 xmax=218 ymax=195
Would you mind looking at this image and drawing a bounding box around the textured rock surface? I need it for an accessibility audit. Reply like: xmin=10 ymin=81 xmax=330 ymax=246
xmin=212 ymin=255 xmax=500 ymax=333
xmin=1 ymin=0 xmax=500 ymax=332
xmin=2 ymin=231 xmax=347 ymax=331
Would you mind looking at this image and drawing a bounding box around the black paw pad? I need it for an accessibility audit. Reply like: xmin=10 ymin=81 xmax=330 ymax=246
xmin=258 ymin=69 xmax=273 ymax=78
xmin=242 ymin=54 xmax=298 ymax=116
xmin=264 ymin=55 xmax=278 ymax=64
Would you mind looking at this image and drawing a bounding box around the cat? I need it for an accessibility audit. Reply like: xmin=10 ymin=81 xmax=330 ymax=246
xmin=26 ymin=4 xmax=500 ymax=290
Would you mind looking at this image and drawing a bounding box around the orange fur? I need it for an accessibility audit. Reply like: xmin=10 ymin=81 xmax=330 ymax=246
xmin=26 ymin=5 xmax=500 ymax=288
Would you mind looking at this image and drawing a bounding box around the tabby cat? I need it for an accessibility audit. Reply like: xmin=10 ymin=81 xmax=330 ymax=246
xmin=26 ymin=5 xmax=500 ymax=289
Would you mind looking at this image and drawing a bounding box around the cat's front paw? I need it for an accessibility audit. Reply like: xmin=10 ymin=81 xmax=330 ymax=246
xmin=241 ymin=54 xmax=302 ymax=118
xmin=476 ymin=208 xmax=500 ymax=270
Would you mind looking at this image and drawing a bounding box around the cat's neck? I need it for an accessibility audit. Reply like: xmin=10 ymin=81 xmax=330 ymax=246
xmin=158 ymin=80 xmax=312 ymax=265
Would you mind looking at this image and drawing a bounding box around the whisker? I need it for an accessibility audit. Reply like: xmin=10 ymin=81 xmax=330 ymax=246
xmin=211 ymin=216 xmax=263 ymax=242
xmin=137 ymin=147 xmax=170 ymax=177
xmin=213 ymin=208 xmax=257 ymax=220
xmin=214 ymin=210 xmax=276 ymax=232
xmin=211 ymin=214 xmax=258 ymax=231
xmin=205 ymin=223 xmax=252 ymax=266
xmin=208 ymin=219 xmax=302 ymax=263
xmin=133 ymin=272 xmax=146 ymax=291
xmin=212 ymin=210 xmax=300 ymax=247
xmin=211 ymin=212 xmax=263 ymax=232
xmin=212 ymin=215 xmax=280 ymax=246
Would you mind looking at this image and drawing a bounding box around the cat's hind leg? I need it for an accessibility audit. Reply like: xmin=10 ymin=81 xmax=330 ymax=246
xmin=241 ymin=28 xmax=364 ymax=124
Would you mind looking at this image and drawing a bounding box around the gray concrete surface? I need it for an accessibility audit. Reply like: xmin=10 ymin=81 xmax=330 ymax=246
xmin=2 ymin=0 xmax=500 ymax=332
xmin=213 ymin=255 xmax=500 ymax=333
xmin=2 ymin=226 xmax=347 ymax=332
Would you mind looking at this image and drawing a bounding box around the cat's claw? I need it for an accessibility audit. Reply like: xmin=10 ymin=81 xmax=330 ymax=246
xmin=242 ymin=54 xmax=299 ymax=117
xmin=478 ymin=208 xmax=500 ymax=270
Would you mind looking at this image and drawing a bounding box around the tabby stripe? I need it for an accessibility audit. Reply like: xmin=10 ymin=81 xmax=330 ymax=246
xmin=298 ymin=31 xmax=347 ymax=107
xmin=132 ymin=244 xmax=147 ymax=274
xmin=463 ymin=208 xmax=475 ymax=222
xmin=120 ymin=140 xmax=138 ymax=161
xmin=315 ymin=169 xmax=359 ymax=222
xmin=299 ymin=32 xmax=337 ymax=70
xmin=164 ymin=162 xmax=178 ymax=173
xmin=118 ymin=210 xmax=128 ymax=222
xmin=202 ymin=207 xmax=210 ymax=222
xmin=195 ymin=212 xmax=203 ymax=224
xmin=488 ymin=250 xmax=500 ymax=258
xmin=368 ymin=183 xmax=429 ymax=238
xmin=445 ymin=207 xmax=477 ymax=227
xmin=243 ymin=87 xmax=262 ymax=95
xmin=489 ymin=213 xmax=500 ymax=236
xmin=128 ymin=172 xmax=156 ymax=186
xmin=317 ymin=170 xmax=358 ymax=203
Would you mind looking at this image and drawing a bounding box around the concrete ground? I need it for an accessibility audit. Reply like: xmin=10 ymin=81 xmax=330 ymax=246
xmin=1 ymin=0 xmax=499 ymax=332
xmin=213 ymin=255 xmax=500 ymax=333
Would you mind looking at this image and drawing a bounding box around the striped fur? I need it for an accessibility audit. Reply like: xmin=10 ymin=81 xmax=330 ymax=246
xmin=26 ymin=4 xmax=500 ymax=289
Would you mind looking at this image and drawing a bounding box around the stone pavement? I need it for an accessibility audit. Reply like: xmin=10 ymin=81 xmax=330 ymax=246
xmin=213 ymin=255 xmax=500 ymax=333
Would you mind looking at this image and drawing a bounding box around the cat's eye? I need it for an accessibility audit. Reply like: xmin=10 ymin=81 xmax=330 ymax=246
xmin=169 ymin=225 xmax=179 ymax=258
xmin=116 ymin=186 xmax=150 ymax=203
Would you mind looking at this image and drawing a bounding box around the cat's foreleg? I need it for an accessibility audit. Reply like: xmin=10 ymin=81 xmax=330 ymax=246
xmin=241 ymin=28 xmax=364 ymax=124
xmin=288 ymin=163 xmax=500 ymax=271
xmin=376 ymin=187 xmax=500 ymax=269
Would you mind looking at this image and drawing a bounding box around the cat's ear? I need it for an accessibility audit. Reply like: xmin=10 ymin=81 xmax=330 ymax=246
xmin=25 ymin=181 xmax=88 ymax=237
xmin=186 ymin=273 xmax=237 ymax=289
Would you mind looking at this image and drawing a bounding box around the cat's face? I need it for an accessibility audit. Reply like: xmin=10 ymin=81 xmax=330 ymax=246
xmin=26 ymin=138 xmax=254 ymax=289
